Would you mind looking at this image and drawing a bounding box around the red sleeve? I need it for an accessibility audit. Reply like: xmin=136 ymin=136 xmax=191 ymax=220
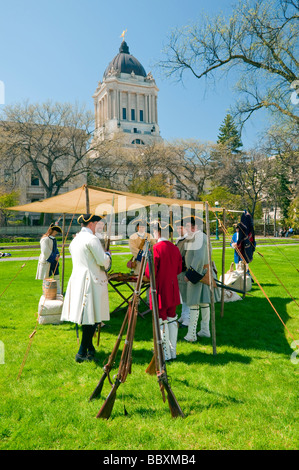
xmin=145 ymin=262 xmax=149 ymax=278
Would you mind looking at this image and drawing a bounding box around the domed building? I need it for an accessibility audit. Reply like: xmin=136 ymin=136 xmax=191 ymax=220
xmin=92 ymin=39 xmax=163 ymax=146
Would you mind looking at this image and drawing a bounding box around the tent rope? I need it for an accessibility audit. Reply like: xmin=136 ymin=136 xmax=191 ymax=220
xmin=262 ymin=236 xmax=299 ymax=274
xmin=212 ymin=208 xmax=299 ymax=349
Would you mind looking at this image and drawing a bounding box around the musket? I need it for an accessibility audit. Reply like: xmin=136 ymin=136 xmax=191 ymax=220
xmin=96 ymin=244 xmax=148 ymax=419
xmin=145 ymin=299 xmax=166 ymax=403
xmin=97 ymin=194 xmax=115 ymax=347
xmin=214 ymin=279 xmax=249 ymax=295
xmin=146 ymin=243 xmax=185 ymax=418
xmin=95 ymin=305 xmax=138 ymax=419
xmin=199 ymin=263 xmax=247 ymax=295
xmin=105 ymin=194 xmax=115 ymax=253
xmin=89 ymin=302 xmax=131 ymax=401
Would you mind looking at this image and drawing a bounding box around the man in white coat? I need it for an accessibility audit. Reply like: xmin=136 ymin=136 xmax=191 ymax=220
xmin=36 ymin=223 xmax=62 ymax=294
xmin=61 ymin=214 xmax=112 ymax=362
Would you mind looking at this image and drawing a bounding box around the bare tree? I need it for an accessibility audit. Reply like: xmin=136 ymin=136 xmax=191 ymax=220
xmin=125 ymin=142 xmax=174 ymax=196
xmin=211 ymin=145 xmax=274 ymax=219
xmin=159 ymin=0 xmax=299 ymax=126
xmin=0 ymin=100 xmax=127 ymax=196
xmin=0 ymin=101 xmax=93 ymax=199
xmin=88 ymin=133 xmax=129 ymax=189
xmin=163 ymin=139 xmax=216 ymax=200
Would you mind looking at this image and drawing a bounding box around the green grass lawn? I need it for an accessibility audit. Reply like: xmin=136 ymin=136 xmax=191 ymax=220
xmin=0 ymin=243 xmax=298 ymax=450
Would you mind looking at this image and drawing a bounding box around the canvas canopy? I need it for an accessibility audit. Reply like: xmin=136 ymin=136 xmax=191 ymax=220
xmin=8 ymin=184 xmax=220 ymax=216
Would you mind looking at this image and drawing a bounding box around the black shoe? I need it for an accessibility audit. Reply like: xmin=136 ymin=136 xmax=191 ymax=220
xmin=75 ymin=353 xmax=91 ymax=363
xmin=87 ymin=349 xmax=96 ymax=361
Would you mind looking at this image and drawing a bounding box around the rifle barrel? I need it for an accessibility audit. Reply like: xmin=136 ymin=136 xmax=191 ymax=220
xmin=89 ymin=304 xmax=131 ymax=401
xmin=95 ymin=243 xmax=149 ymax=418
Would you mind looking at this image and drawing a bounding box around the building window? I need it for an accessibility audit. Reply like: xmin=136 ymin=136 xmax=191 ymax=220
xmin=131 ymin=109 xmax=135 ymax=121
xmin=31 ymin=171 xmax=40 ymax=186
xmin=122 ymin=108 xmax=127 ymax=120
xmin=140 ymin=110 xmax=143 ymax=122
xmin=132 ymin=139 xmax=145 ymax=145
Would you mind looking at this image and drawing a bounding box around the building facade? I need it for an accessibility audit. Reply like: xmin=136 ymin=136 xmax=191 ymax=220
xmin=92 ymin=40 xmax=163 ymax=147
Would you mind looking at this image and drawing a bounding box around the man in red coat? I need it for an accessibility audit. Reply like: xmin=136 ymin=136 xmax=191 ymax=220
xmin=145 ymin=221 xmax=182 ymax=360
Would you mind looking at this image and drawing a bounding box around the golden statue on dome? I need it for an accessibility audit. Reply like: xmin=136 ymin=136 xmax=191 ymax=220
xmin=120 ymin=29 xmax=127 ymax=41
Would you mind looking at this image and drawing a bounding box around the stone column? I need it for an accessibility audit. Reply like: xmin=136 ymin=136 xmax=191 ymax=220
xmin=136 ymin=93 xmax=139 ymax=122
xmin=128 ymin=92 xmax=131 ymax=121
xmin=148 ymin=95 xmax=152 ymax=123
xmin=144 ymin=94 xmax=148 ymax=123
xmin=151 ymin=94 xmax=155 ymax=123
xmin=95 ymin=102 xmax=98 ymax=128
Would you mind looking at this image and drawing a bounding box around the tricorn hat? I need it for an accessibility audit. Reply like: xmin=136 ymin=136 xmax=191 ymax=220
xmin=49 ymin=223 xmax=62 ymax=233
xmin=134 ymin=217 xmax=148 ymax=227
xmin=77 ymin=214 xmax=102 ymax=224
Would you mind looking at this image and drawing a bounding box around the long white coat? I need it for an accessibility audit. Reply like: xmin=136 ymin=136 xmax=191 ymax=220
xmin=60 ymin=227 xmax=111 ymax=325
xmin=36 ymin=236 xmax=55 ymax=279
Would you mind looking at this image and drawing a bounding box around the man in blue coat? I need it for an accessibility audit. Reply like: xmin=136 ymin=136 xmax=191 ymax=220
xmin=230 ymin=225 xmax=242 ymax=268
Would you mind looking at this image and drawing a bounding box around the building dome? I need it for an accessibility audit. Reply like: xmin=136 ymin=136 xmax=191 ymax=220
xmin=103 ymin=41 xmax=147 ymax=79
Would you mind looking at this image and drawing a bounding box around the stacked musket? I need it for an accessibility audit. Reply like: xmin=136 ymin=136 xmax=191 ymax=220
xmin=90 ymin=242 xmax=147 ymax=419
xmin=90 ymin=241 xmax=184 ymax=419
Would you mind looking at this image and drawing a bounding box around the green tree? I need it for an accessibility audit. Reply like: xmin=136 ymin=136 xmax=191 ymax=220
xmin=217 ymin=114 xmax=243 ymax=153
xmin=262 ymin=121 xmax=299 ymax=222
xmin=0 ymin=189 xmax=19 ymax=226
xmin=286 ymin=195 xmax=299 ymax=230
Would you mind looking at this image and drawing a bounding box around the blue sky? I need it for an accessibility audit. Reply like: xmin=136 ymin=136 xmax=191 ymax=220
xmin=0 ymin=0 xmax=268 ymax=149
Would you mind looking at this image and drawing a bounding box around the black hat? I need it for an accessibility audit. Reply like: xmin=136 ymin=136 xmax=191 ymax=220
xmin=77 ymin=214 xmax=102 ymax=224
xmin=134 ymin=218 xmax=148 ymax=227
xmin=49 ymin=223 xmax=62 ymax=233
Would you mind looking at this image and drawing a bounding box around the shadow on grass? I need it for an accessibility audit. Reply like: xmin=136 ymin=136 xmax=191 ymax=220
xmin=214 ymin=295 xmax=294 ymax=356
xmin=60 ymin=285 xmax=295 ymax=370
xmin=97 ymin=293 xmax=295 ymax=358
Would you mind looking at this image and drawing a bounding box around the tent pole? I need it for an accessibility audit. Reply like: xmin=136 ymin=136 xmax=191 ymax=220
xmin=205 ymin=202 xmax=217 ymax=355
xmin=243 ymin=262 xmax=247 ymax=299
xmin=61 ymin=213 xmax=66 ymax=294
xmin=221 ymin=208 xmax=226 ymax=318
xmin=85 ymin=185 xmax=90 ymax=213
